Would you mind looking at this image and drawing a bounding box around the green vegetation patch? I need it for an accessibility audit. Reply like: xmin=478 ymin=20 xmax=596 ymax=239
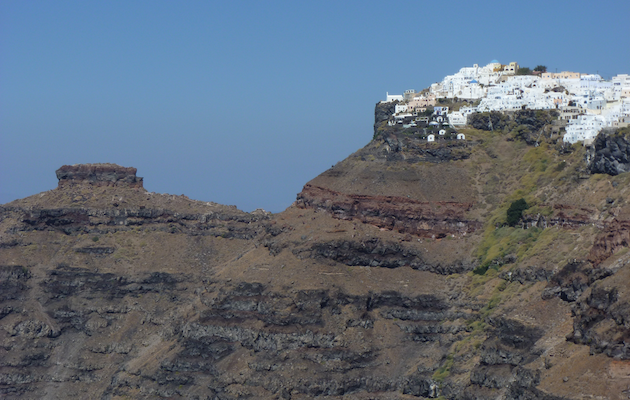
xmin=506 ymin=198 xmax=528 ymax=227
xmin=432 ymin=354 xmax=454 ymax=382
xmin=475 ymin=226 xmax=542 ymax=274
xmin=523 ymin=204 xmax=553 ymax=218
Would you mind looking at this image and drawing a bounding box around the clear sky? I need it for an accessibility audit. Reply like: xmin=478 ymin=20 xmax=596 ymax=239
xmin=2 ymin=1 xmax=629 ymax=212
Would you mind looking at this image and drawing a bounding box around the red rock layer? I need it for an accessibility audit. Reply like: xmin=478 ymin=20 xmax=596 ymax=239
xmin=588 ymin=220 xmax=630 ymax=266
xmin=522 ymin=204 xmax=600 ymax=229
xmin=296 ymin=184 xmax=480 ymax=238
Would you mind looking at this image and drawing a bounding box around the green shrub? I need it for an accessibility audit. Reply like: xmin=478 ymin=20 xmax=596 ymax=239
xmin=473 ymin=264 xmax=489 ymax=275
xmin=506 ymin=198 xmax=528 ymax=227
xmin=555 ymin=161 xmax=566 ymax=171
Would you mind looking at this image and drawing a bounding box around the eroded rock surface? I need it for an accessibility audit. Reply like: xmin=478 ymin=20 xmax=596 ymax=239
xmin=297 ymin=184 xmax=481 ymax=239
xmin=56 ymin=163 xmax=144 ymax=188
xmin=586 ymin=130 xmax=630 ymax=175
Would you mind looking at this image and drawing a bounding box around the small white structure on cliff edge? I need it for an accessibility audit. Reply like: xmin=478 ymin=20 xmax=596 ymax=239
xmin=382 ymin=92 xmax=404 ymax=103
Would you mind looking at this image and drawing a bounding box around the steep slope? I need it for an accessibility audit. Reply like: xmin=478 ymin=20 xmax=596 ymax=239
xmin=2 ymin=119 xmax=630 ymax=400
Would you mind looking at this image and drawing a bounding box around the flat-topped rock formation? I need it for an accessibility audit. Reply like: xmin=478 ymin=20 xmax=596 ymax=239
xmin=56 ymin=163 xmax=143 ymax=188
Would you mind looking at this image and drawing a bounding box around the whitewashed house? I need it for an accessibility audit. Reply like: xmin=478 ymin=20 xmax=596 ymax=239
xmin=612 ymin=74 xmax=630 ymax=100
xmin=448 ymin=111 xmax=467 ymax=126
xmin=418 ymin=61 xmax=629 ymax=144
xmin=382 ymin=92 xmax=404 ymax=103
xmin=430 ymin=61 xmax=508 ymax=99
xmin=564 ymin=115 xmax=606 ymax=144
xmin=434 ymin=106 xmax=449 ymax=116
xmin=395 ymin=104 xmax=409 ymax=114
xmin=560 ymin=106 xmax=585 ymax=121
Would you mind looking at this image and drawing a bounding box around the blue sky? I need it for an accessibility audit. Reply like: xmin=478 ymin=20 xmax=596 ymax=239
xmin=2 ymin=1 xmax=629 ymax=212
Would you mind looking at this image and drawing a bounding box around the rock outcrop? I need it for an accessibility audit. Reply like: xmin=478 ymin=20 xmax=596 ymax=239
xmin=520 ymin=204 xmax=600 ymax=230
xmin=586 ymin=129 xmax=630 ymax=175
xmin=0 ymin=205 xmax=267 ymax=239
xmin=588 ymin=220 xmax=630 ymax=265
xmin=56 ymin=163 xmax=144 ymax=188
xmin=373 ymin=101 xmax=397 ymax=138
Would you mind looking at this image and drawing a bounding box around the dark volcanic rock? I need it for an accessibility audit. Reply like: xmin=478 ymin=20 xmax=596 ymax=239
xmin=542 ymin=260 xmax=614 ymax=302
xmin=374 ymin=101 xmax=397 ymax=138
xmin=41 ymin=265 xmax=182 ymax=302
xmin=362 ymin=131 xmax=473 ymax=164
xmin=298 ymin=238 xmax=473 ymax=274
xmin=487 ymin=317 xmax=543 ymax=350
xmin=467 ymin=111 xmax=511 ymax=131
xmin=56 ymin=163 xmax=144 ymax=188
xmin=501 ymin=265 xmax=555 ymax=284
xmin=567 ymin=284 xmax=630 ymax=359
xmin=586 ymin=129 xmax=630 ymax=175
xmin=1 ymin=205 xmax=267 ymax=239
xmin=0 ymin=266 xmax=31 ymax=301
xmin=464 ymin=319 xmax=560 ymax=400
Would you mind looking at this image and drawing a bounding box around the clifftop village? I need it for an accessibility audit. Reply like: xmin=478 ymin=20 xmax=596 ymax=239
xmin=383 ymin=60 xmax=630 ymax=144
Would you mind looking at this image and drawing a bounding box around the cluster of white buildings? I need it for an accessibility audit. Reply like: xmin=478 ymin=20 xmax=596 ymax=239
xmin=383 ymin=60 xmax=630 ymax=145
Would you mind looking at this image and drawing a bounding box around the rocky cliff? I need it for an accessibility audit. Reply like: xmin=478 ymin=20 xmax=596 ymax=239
xmin=56 ymin=164 xmax=144 ymax=188
xmin=586 ymin=128 xmax=630 ymax=175
xmin=2 ymin=116 xmax=630 ymax=399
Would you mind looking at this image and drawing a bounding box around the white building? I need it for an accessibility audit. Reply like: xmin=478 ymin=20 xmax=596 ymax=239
xmin=395 ymin=104 xmax=408 ymax=114
xmin=388 ymin=62 xmax=629 ymax=145
xmin=448 ymin=112 xmax=467 ymax=126
xmin=382 ymin=92 xmax=403 ymax=103
xmin=612 ymin=74 xmax=630 ymax=100
xmin=563 ymin=115 xmax=606 ymax=144
xmin=403 ymin=89 xmax=416 ymax=100
xmin=430 ymin=61 xmax=506 ymax=99
xmin=434 ymin=106 xmax=449 ymax=116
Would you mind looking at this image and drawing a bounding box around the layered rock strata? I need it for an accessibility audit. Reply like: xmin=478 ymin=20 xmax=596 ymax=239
xmin=0 ymin=205 xmax=268 ymax=239
xmin=56 ymin=163 xmax=143 ymax=188
xmin=297 ymin=184 xmax=480 ymax=238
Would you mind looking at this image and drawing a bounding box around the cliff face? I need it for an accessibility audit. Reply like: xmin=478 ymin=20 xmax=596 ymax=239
xmin=297 ymin=184 xmax=481 ymax=239
xmin=3 ymin=119 xmax=630 ymax=399
xmin=586 ymin=129 xmax=630 ymax=175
